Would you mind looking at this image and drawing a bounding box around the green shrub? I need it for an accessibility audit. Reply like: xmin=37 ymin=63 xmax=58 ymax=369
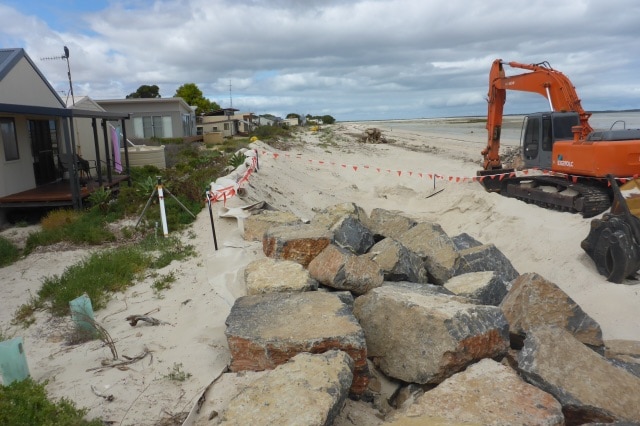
xmin=0 ymin=236 xmax=20 ymax=267
xmin=38 ymin=247 xmax=150 ymax=315
xmin=0 ymin=378 xmax=102 ymax=425
xmin=40 ymin=209 xmax=80 ymax=231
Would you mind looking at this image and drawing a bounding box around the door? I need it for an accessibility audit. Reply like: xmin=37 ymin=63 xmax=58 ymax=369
xmin=29 ymin=119 xmax=58 ymax=185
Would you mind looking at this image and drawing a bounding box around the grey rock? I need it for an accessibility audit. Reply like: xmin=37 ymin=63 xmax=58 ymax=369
xmin=353 ymin=282 xmax=509 ymax=384
xmin=391 ymin=358 xmax=564 ymax=425
xmin=518 ymin=326 xmax=640 ymax=424
xmin=455 ymin=243 xmax=519 ymax=289
xmin=501 ymin=273 xmax=603 ymax=348
xmin=397 ymin=222 xmax=460 ymax=285
xmin=331 ymin=215 xmax=375 ymax=254
xmin=225 ymin=291 xmax=369 ymax=395
xmin=366 ymin=238 xmax=428 ymax=283
xmin=308 ymin=244 xmax=384 ymax=295
xmin=220 ymin=351 xmax=354 ymax=426
xmin=444 ymin=271 xmax=507 ymax=306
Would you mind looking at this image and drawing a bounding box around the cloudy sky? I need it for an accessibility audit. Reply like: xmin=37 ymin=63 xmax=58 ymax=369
xmin=1 ymin=0 xmax=639 ymax=121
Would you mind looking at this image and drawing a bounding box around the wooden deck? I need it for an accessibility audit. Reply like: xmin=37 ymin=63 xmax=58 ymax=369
xmin=0 ymin=175 xmax=130 ymax=208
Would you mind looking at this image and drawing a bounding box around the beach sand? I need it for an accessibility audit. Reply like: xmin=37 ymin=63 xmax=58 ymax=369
xmin=1 ymin=121 xmax=638 ymax=425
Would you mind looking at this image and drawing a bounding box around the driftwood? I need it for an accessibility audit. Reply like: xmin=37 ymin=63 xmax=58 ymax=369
xmin=125 ymin=308 xmax=170 ymax=326
xmin=91 ymin=385 xmax=115 ymax=402
xmin=87 ymin=348 xmax=152 ymax=372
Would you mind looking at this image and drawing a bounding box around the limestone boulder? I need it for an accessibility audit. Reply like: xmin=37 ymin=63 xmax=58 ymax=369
xmin=243 ymin=210 xmax=302 ymax=241
xmin=353 ymin=282 xmax=509 ymax=384
xmin=444 ymin=271 xmax=507 ymax=306
xmin=225 ymin=291 xmax=368 ymax=395
xmin=244 ymin=257 xmax=318 ymax=295
xmin=220 ymin=351 xmax=354 ymax=426
xmin=311 ymin=202 xmax=368 ymax=230
xmin=500 ymin=273 xmax=603 ymax=347
xmin=307 ymin=244 xmax=383 ymax=295
xmin=366 ymin=237 xmax=428 ymax=283
xmin=363 ymin=208 xmax=417 ymax=240
xmin=263 ymin=223 xmax=332 ymax=267
xmin=518 ymin=326 xmax=640 ymax=424
xmin=390 ymin=358 xmax=564 ymax=425
xmin=397 ymin=222 xmax=460 ymax=285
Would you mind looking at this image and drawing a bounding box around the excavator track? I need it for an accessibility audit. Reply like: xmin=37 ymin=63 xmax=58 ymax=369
xmin=500 ymin=175 xmax=611 ymax=218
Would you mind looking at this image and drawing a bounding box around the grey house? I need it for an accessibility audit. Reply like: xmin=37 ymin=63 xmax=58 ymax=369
xmin=96 ymin=98 xmax=196 ymax=140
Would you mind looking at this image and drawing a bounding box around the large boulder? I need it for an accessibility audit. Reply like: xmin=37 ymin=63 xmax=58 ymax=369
xmin=220 ymin=351 xmax=354 ymax=426
xmin=454 ymin=243 xmax=519 ymax=289
xmin=244 ymin=257 xmax=318 ymax=295
xmin=366 ymin=238 xmax=428 ymax=283
xmin=518 ymin=326 xmax=640 ymax=424
xmin=263 ymin=223 xmax=332 ymax=267
xmin=500 ymin=273 xmax=603 ymax=348
xmin=311 ymin=202 xmax=368 ymax=230
xmin=243 ymin=210 xmax=302 ymax=241
xmin=397 ymin=222 xmax=460 ymax=285
xmin=389 ymin=358 xmax=564 ymax=425
xmin=353 ymin=282 xmax=509 ymax=384
xmin=307 ymin=244 xmax=383 ymax=295
xmin=225 ymin=291 xmax=368 ymax=395
xmin=363 ymin=208 xmax=417 ymax=240
xmin=331 ymin=215 xmax=375 ymax=255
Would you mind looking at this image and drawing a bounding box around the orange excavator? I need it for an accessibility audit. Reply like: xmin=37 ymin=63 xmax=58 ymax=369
xmin=478 ymin=59 xmax=640 ymax=218
xmin=478 ymin=59 xmax=640 ymax=282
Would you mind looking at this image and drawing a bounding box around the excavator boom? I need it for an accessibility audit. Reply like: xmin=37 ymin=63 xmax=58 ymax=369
xmin=482 ymin=59 xmax=593 ymax=171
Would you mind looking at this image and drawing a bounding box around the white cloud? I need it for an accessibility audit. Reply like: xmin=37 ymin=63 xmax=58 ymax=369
xmin=1 ymin=0 xmax=639 ymax=120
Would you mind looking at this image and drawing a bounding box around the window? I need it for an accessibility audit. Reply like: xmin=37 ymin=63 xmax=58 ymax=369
xmin=133 ymin=115 xmax=173 ymax=138
xmin=224 ymin=123 xmax=230 ymax=131
xmin=0 ymin=117 xmax=19 ymax=161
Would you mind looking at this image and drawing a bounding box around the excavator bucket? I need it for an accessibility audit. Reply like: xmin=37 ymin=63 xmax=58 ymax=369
xmin=476 ymin=168 xmax=514 ymax=193
xmin=581 ymin=175 xmax=640 ymax=283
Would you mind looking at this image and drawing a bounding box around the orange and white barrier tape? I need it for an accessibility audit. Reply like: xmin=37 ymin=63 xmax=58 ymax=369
xmin=257 ymin=149 xmax=640 ymax=185
xmin=206 ymin=149 xmax=258 ymax=204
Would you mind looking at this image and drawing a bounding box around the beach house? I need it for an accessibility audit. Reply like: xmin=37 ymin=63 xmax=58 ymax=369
xmin=0 ymin=48 xmax=131 ymax=221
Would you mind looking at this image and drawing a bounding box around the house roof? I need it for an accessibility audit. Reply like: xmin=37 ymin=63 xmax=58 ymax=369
xmin=0 ymin=48 xmax=129 ymax=120
xmin=0 ymin=47 xmax=66 ymax=107
xmin=96 ymin=97 xmax=195 ymax=111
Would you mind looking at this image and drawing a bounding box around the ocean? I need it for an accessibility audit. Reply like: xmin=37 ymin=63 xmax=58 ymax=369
xmin=352 ymin=111 xmax=640 ymax=147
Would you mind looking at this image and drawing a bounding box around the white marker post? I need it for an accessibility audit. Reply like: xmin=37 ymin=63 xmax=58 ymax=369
xmin=157 ymin=177 xmax=169 ymax=237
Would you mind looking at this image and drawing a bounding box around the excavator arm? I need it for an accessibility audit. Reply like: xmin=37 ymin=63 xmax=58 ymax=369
xmin=482 ymin=59 xmax=593 ymax=170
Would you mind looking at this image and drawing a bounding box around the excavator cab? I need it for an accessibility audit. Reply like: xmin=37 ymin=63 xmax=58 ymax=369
xmin=520 ymin=111 xmax=580 ymax=170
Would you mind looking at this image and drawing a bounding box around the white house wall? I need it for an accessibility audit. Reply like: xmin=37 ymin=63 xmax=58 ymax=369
xmin=0 ymin=58 xmax=65 ymax=108
xmin=0 ymin=115 xmax=36 ymax=197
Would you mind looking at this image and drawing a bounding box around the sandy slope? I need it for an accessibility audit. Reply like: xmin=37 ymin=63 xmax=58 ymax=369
xmin=1 ymin=122 xmax=639 ymax=425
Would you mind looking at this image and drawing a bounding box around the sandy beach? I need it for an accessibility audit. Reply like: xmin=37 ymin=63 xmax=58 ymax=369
xmin=1 ymin=119 xmax=639 ymax=425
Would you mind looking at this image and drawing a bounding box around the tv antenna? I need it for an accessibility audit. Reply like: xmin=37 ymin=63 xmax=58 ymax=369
xmin=229 ymin=80 xmax=232 ymax=108
xmin=41 ymin=46 xmax=75 ymax=105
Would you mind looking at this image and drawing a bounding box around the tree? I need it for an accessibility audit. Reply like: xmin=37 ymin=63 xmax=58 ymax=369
xmin=286 ymin=113 xmax=300 ymax=119
xmin=174 ymin=83 xmax=220 ymax=115
xmin=126 ymin=84 xmax=161 ymax=99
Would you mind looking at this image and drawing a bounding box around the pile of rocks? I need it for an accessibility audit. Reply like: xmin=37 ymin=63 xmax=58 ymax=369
xmin=212 ymin=203 xmax=640 ymax=425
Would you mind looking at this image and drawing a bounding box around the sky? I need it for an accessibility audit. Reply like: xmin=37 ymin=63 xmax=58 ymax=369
xmin=1 ymin=0 xmax=639 ymax=121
